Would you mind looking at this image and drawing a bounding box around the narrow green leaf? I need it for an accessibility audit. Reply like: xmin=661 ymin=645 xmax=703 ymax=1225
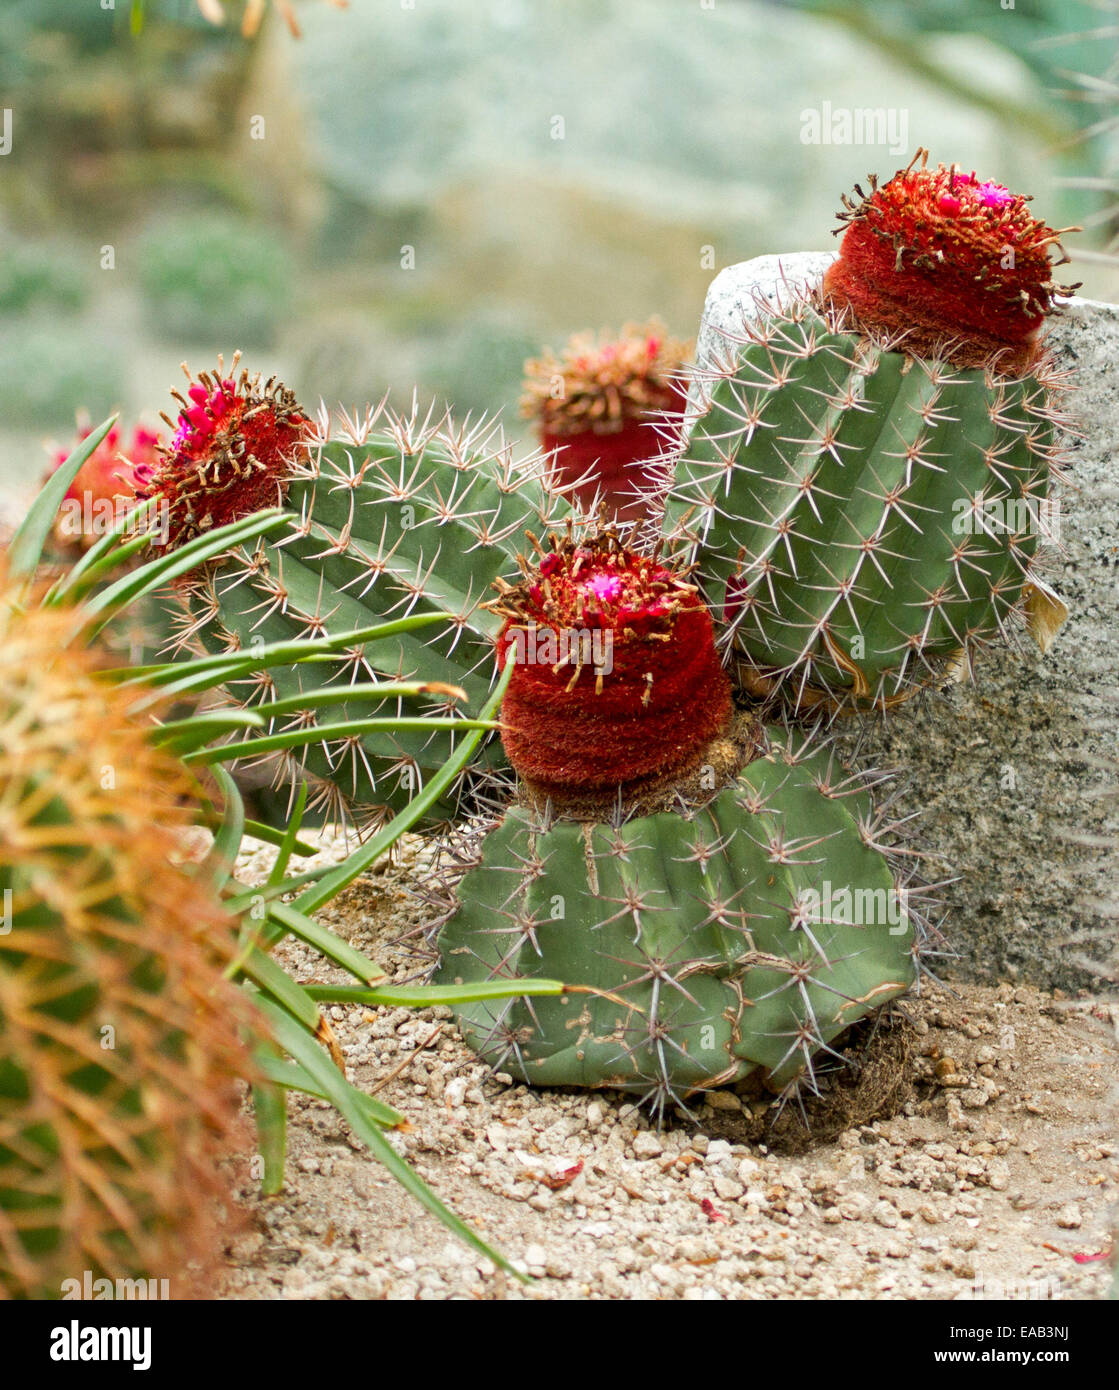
xmin=150 ymin=709 xmax=265 ymax=755
xmin=8 ymin=415 xmax=118 ymax=580
xmin=305 ymin=980 xmax=565 ymax=1007
xmin=255 ymin=996 xmax=521 ymax=1278
xmin=356 ymin=1120 xmax=522 ymax=1278
xmin=250 ymin=681 xmax=467 ymax=720
xmin=250 ymin=1079 xmax=288 ymax=1196
xmin=268 ymin=901 xmax=389 ymax=986
xmin=239 ymin=947 xmax=323 ymax=1033
xmin=82 ymin=509 xmax=289 ymax=627
xmin=254 ymin=1052 xmax=404 ymax=1130
xmin=267 ymin=779 xmax=309 ymax=886
xmin=291 ymin=662 xmax=512 ymax=916
xmin=243 ymin=818 xmax=318 ymax=858
xmin=204 ymin=765 xmax=246 ymax=891
xmin=184 ymin=716 xmax=499 ymax=766
xmin=194 ymin=810 xmax=317 ymax=859
xmin=44 ymin=496 xmax=157 ymax=605
xmin=111 ymin=612 xmax=449 ymax=695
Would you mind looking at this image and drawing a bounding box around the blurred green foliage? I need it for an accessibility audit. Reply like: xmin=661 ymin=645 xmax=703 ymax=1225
xmin=792 ymin=0 xmax=1118 ymax=263
xmin=792 ymin=0 xmax=1114 ymax=91
xmin=4 ymin=0 xmax=210 ymax=56
xmin=0 ymin=242 xmax=88 ymax=315
xmin=138 ymin=213 xmax=294 ymax=346
xmin=420 ymin=320 xmax=542 ymax=421
xmin=0 ymin=0 xmax=1114 ymax=488
xmin=0 ymin=1 xmax=243 ymax=172
xmin=0 ymin=323 xmax=126 ymax=428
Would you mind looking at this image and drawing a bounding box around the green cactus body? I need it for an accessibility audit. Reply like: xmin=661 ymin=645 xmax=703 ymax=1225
xmin=437 ymin=737 xmax=919 ymax=1108
xmin=178 ymin=408 xmax=568 ymax=826
xmin=664 ymin=299 xmax=1067 ymax=711
xmin=0 ymin=590 xmax=249 ymax=1299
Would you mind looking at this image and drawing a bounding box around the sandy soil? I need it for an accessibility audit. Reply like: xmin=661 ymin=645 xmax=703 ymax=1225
xmin=221 ymin=835 xmax=1118 ymax=1301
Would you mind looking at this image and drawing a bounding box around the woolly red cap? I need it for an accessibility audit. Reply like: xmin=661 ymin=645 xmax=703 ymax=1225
xmin=491 ymin=530 xmax=732 ymax=799
xmin=822 ymin=150 xmax=1079 ymax=371
xmin=140 ymin=355 xmax=311 ymax=549
xmin=523 ymin=323 xmax=690 ymax=522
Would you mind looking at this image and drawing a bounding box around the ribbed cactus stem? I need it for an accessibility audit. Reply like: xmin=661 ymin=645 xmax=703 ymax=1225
xmin=145 ymin=363 xmax=572 ymax=829
xmin=663 ymin=285 xmax=1072 ymax=713
xmin=436 ymin=733 xmax=927 ymax=1113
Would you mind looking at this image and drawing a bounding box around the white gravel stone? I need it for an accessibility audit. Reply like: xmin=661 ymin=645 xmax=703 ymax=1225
xmin=632 ymin=1131 xmax=664 ymax=1160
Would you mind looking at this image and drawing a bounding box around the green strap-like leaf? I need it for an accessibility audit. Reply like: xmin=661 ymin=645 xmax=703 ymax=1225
xmin=305 ymin=980 xmax=565 ymax=1007
xmin=82 ymin=509 xmax=290 ymax=630
xmin=250 ymin=1078 xmax=288 ymax=1197
xmin=44 ymin=496 xmax=158 ymax=605
xmin=111 ymin=612 xmax=449 ymax=695
xmin=243 ymin=818 xmax=318 ymax=858
xmin=248 ymin=680 xmax=467 ymax=720
xmin=254 ymin=1051 xmax=405 ymax=1131
xmin=203 ymin=764 xmax=247 ymax=892
xmin=267 ymin=901 xmax=389 ymax=986
xmin=255 ymin=996 xmax=522 ymax=1279
xmin=183 ymin=716 xmax=499 ymax=766
xmin=194 ymin=809 xmax=318 ymax=859
xmin=267 ymin=779 xmax=310 ymax=885
xmin=240 ymin=946 xmax=324 ymax=1033
xmin=151 ymin=709 xmax=266 ymax=755
xmin=7 ymin=414 xmax=118 ymax=581
xmin=288 ymin=662 xmax=512 ymax=915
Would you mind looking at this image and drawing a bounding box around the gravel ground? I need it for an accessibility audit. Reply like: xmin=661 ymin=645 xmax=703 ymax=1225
xmin=220 ymin=834 xmax=1118 ymax=1302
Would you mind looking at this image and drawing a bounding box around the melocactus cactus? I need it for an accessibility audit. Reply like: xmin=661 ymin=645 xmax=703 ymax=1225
xmin=491 ymin=529 xmax=734 ymax=808
xmin=822 ymin=148 xmax=1080 ymax=373
xmin=437 ymin=529 xmax=925 ymax=1112
xmin=145 ymin=360 xmax=570 ymax=828
xmin=521 ymin=322 xmax=690 ymax=523
xmin=663 ymin=153 xmax=1076 ymax=714
xmin=0 ymin=575 xmax=252 ymax=1300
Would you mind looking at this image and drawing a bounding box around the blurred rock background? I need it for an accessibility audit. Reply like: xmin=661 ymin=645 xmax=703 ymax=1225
xmin=0 ymin=0 xmax=1115 ymax=511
